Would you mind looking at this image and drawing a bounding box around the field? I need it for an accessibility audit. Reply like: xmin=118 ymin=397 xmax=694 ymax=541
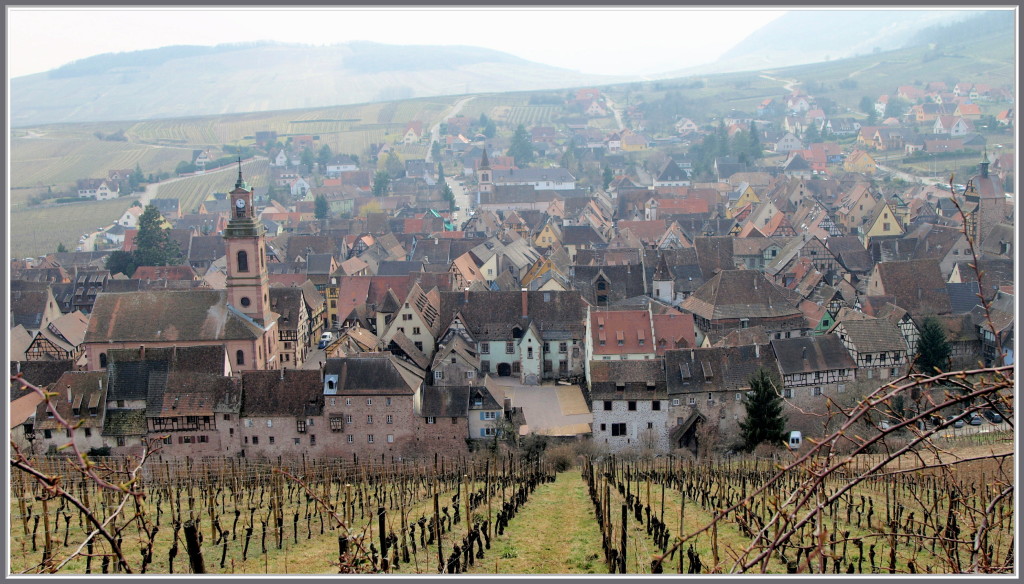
xmin=9 ymin=198 xmax=132 ymax=260
xmin=10 ymin=435 xmax=1013 ymax=575
xmin=152 ymin=158 xmax=271 ymax=216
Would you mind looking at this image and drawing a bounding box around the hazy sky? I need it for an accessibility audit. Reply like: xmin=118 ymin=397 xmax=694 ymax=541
xmin=7 ymin=7 xmax=789 ymax=78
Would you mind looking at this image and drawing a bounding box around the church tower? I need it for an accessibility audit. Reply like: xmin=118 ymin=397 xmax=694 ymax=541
xmin=652 ymin=253 xmax=675 ymax=304
xmin=476 ymin=147 xmax=493 ymax=205
xmin=223 ymin=162 xmax=273 ymax=326
xmin=964 ymin=154 xmax=1007 ymax=248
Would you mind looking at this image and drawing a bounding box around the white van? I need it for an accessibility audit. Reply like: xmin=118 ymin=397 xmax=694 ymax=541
xmin=318 ymin=331 xmax=334 ymax=349
xmin=787 ymin=431 xmax=802 ymax=450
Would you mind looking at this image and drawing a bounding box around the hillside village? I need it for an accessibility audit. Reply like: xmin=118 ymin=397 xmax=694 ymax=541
xmin=10 ymin=75 xmax=1015 ymax=462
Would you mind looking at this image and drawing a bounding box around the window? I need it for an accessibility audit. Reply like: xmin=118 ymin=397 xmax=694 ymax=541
xmin=559 ymin=342 xmax=568 ymax=353
xmin=236 ymin=350 xmax=245 ymax=366
xmin=688 ymin=397 xmax=696 ymax=405
xmin=616 ymin=383 xmax=625 ymax=392
xmin=84 ymin=428 xmax=92 ymax=437
xmin=402 ymin=313 xmax=412 ymax=321
xmin=367 ymin=435 xmax=374 ymax=444
xmin=735 ymin=392 xmax=742 ymax=401
xmin=387 ymin=434 xmax=394 ymax=443
xmin=812 ymin=387 xmax=823 ymax=396
xmin=527 ymin=347 xmax=534 ymax=359
xmin=426 ymin=417 xmax=436 ymax=424
xmin=628 ymin=401 xmax=637 ymax=411
xmin=329 ymin=398 xmax=336 ymax=407
xmin=43 ymin=429 xmax=52 ymax=439
xmin=268 ymin=436 xmax=275 ymax=444
xmin=452 ymin=417 xmax=458 ymax=424
xmin=366 ymin=398 xmax=373 ymax=406
xmin=310 ymin=435 xmax=316 ymax=446
xmin=600 ymin=423 xmax=607 ymax=431
xmin=163 ymin=435 xmax=172 ymax=444
xmin=483 ymin=411 xmax=497 ymax=420
xmin=99 ymin=353 xmax=108 ymax=368
xmin=386 ymin=397 xmax=392 ymax=406
xmin=783 ymin=388 xmax=794 ymax=398
xmin=346 ymin=434 xmax=354 ymax=444
xmin=415 ymin=341 xmax=423 ymax=351
xmin=647 ymin=422 xmax=653 ymax=429
xmin=117 ymin=400 xmax=126 ymax=408
xmin=264 ymin=419 xmax=272 ymax=428
xmin=223 ymin=414 xmax=230 ymax=421
xmin=367 ymin=415 xmax=373 ymax=424
xmin=237 ymin=250 xmax=249 ymax=272
xmin=890 ymin=368 xmax=898 ymax=377
xmin=251 ymin=436 xmax=259 ymax=445
xmin=505 ymin=342 xmax=514 ymax=354
xmin=603 ymin=401 xmax=612 ymax=411
xmin=480 ymin=343 xmax=490 ymax=354
xmin=386 ymin=415 xmax=393 ymax=424
xmin=297 ymin=420 xmax=306 ymax=433
xmin=345 ymin=398 xmax=352 ymax=406
xmin=413 ymin=327 xmax=421 ymax=335
xmin=611 ymin=423 xmax=626 ymax=437
xmin=672 ymin=399 xmax=680 ymax=406
xmin=116 ymin=436 xmax=126 ymax=447
xmin=330 ymin=417 xmax=343 ymax=431
xmin=838 ymin=384 xmax=846 ymax=393
xmin=652 ymin=401 xmax=661 ymax=411
xmin=481 ymin=361 xmax=490 ymax=373
xmin=294 ymin=438 xmax=300 ymax=445
xmin=345 ymin=414 xmax=352 ymax=425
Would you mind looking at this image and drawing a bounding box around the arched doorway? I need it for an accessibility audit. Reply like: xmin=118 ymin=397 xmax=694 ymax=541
xmin=497 ymin=363 xmax=512 ymax=377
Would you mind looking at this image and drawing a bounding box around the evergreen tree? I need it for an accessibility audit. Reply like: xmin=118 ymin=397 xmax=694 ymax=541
xmin=440 ymin=181 xmax=455 ymax=211
xmin=105 ymin=250 xmax=137 ymax=277
xmin=915 ymin=317 xmax=951 ymax=375
xmin=385 ymin=152 xmax=404 ymax=178
xmin=507 ymin=124 xmax=535 ymax=166
xmin=372 ymin=171 xmax=391 ymax=197
xmin=483 ymin=119 xmax=497 ymax=139
xmin=317 ymin=144 xmax=333 ymax=167
xmin=132 ymin=204 xmax=182 ymax=267
xmin=314 ymin=194 xmax=329 ymax=220
xmin=739 ymin=368 xmax=788 ymax=451
xmin=602 ymin=165 xmax=614 ymax=190
xmin=300 ymin=147 xmax=315 ymax=169
xmin=56 ymin=242 xmax=68 ymax=253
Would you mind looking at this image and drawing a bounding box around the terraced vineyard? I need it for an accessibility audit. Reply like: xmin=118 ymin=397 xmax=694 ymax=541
xmin=153 ymin=158 xmax=270 ymax=216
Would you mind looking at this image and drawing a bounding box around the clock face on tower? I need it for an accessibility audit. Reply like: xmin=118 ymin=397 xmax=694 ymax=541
xmin=236 ymin=198 xmax=246 ymax=209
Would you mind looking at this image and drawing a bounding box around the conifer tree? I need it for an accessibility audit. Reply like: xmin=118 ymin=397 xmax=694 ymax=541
xmin=739 ymin=368 xmax=788 ymax=451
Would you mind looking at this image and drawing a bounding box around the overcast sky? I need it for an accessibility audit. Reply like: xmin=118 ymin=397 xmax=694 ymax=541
xmin=7 ymin=7 xmax=789 ymax=79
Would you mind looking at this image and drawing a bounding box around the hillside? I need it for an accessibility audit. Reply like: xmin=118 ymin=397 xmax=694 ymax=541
xmin=10 ymin=42 xmax=625 ymax=127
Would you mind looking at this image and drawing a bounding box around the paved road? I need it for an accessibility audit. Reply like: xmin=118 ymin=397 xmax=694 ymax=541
xmin=426 ymin=96 xmax=476 ymax=164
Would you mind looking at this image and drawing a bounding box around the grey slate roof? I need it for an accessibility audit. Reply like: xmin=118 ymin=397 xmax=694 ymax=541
xmin=85 ymin=291 xmax=267 ymax=343
xmin=770 ymin=334 xmax=856 ymax=375
xmin=836 ymin=319 xmax=908 ymax=354
xmin=664 ymin=345 xmax=777 ymax=395
xmin=418 ymin=385 xmax=470 ymax=418
xmin=682 ymin=270 xmax=803 ymax=321
xmin=241 ymin=369 xmax=324 ymax=417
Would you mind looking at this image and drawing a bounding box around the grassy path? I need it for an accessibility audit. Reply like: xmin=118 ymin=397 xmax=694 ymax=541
xmin=466 ymin=471 xmax=608 ymax=575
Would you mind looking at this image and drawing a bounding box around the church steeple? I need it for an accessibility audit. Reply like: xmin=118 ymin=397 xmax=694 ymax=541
xmin=223 ymin=164 xmax=273 ymax=327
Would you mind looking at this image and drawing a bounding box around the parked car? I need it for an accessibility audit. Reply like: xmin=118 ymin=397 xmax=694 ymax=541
xmin=947 ymin=415 xmax=966 ymax=429
xmin=983 ymin=409 xmax=1003 ymax=424
xmin=318 ymin=331 xmax=334 ymax=349
xmin=968 ymin=413 xmax=984 ymax=426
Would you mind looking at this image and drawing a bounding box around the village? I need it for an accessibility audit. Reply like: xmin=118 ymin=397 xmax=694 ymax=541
xmin=10 ymin=77 xmax=1015 ymax=463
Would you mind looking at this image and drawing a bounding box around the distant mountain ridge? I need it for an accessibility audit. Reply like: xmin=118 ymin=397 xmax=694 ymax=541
xmin=11 ymin=41 xmax=625 ymax=127
xmin=10 ymin=11 xmax=1014 ymax=127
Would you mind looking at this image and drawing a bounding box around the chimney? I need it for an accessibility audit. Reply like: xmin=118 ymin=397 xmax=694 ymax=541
xmin=139 ymin=345 xmax=145 ymax=359
xmin=464 ymin=287 xmax=470 ymax=303
xmin=755 ymin=344 xmax=760 ymax=358
xmin=280 ymin=366 xmax=286 ymax=381
xmin=67 ymin=385 xmax=72 ymax=404
xmin=521 ymin=288 xmax=528 ymax=318
xmin=801 ymin=346 xmax=807 ymax=360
